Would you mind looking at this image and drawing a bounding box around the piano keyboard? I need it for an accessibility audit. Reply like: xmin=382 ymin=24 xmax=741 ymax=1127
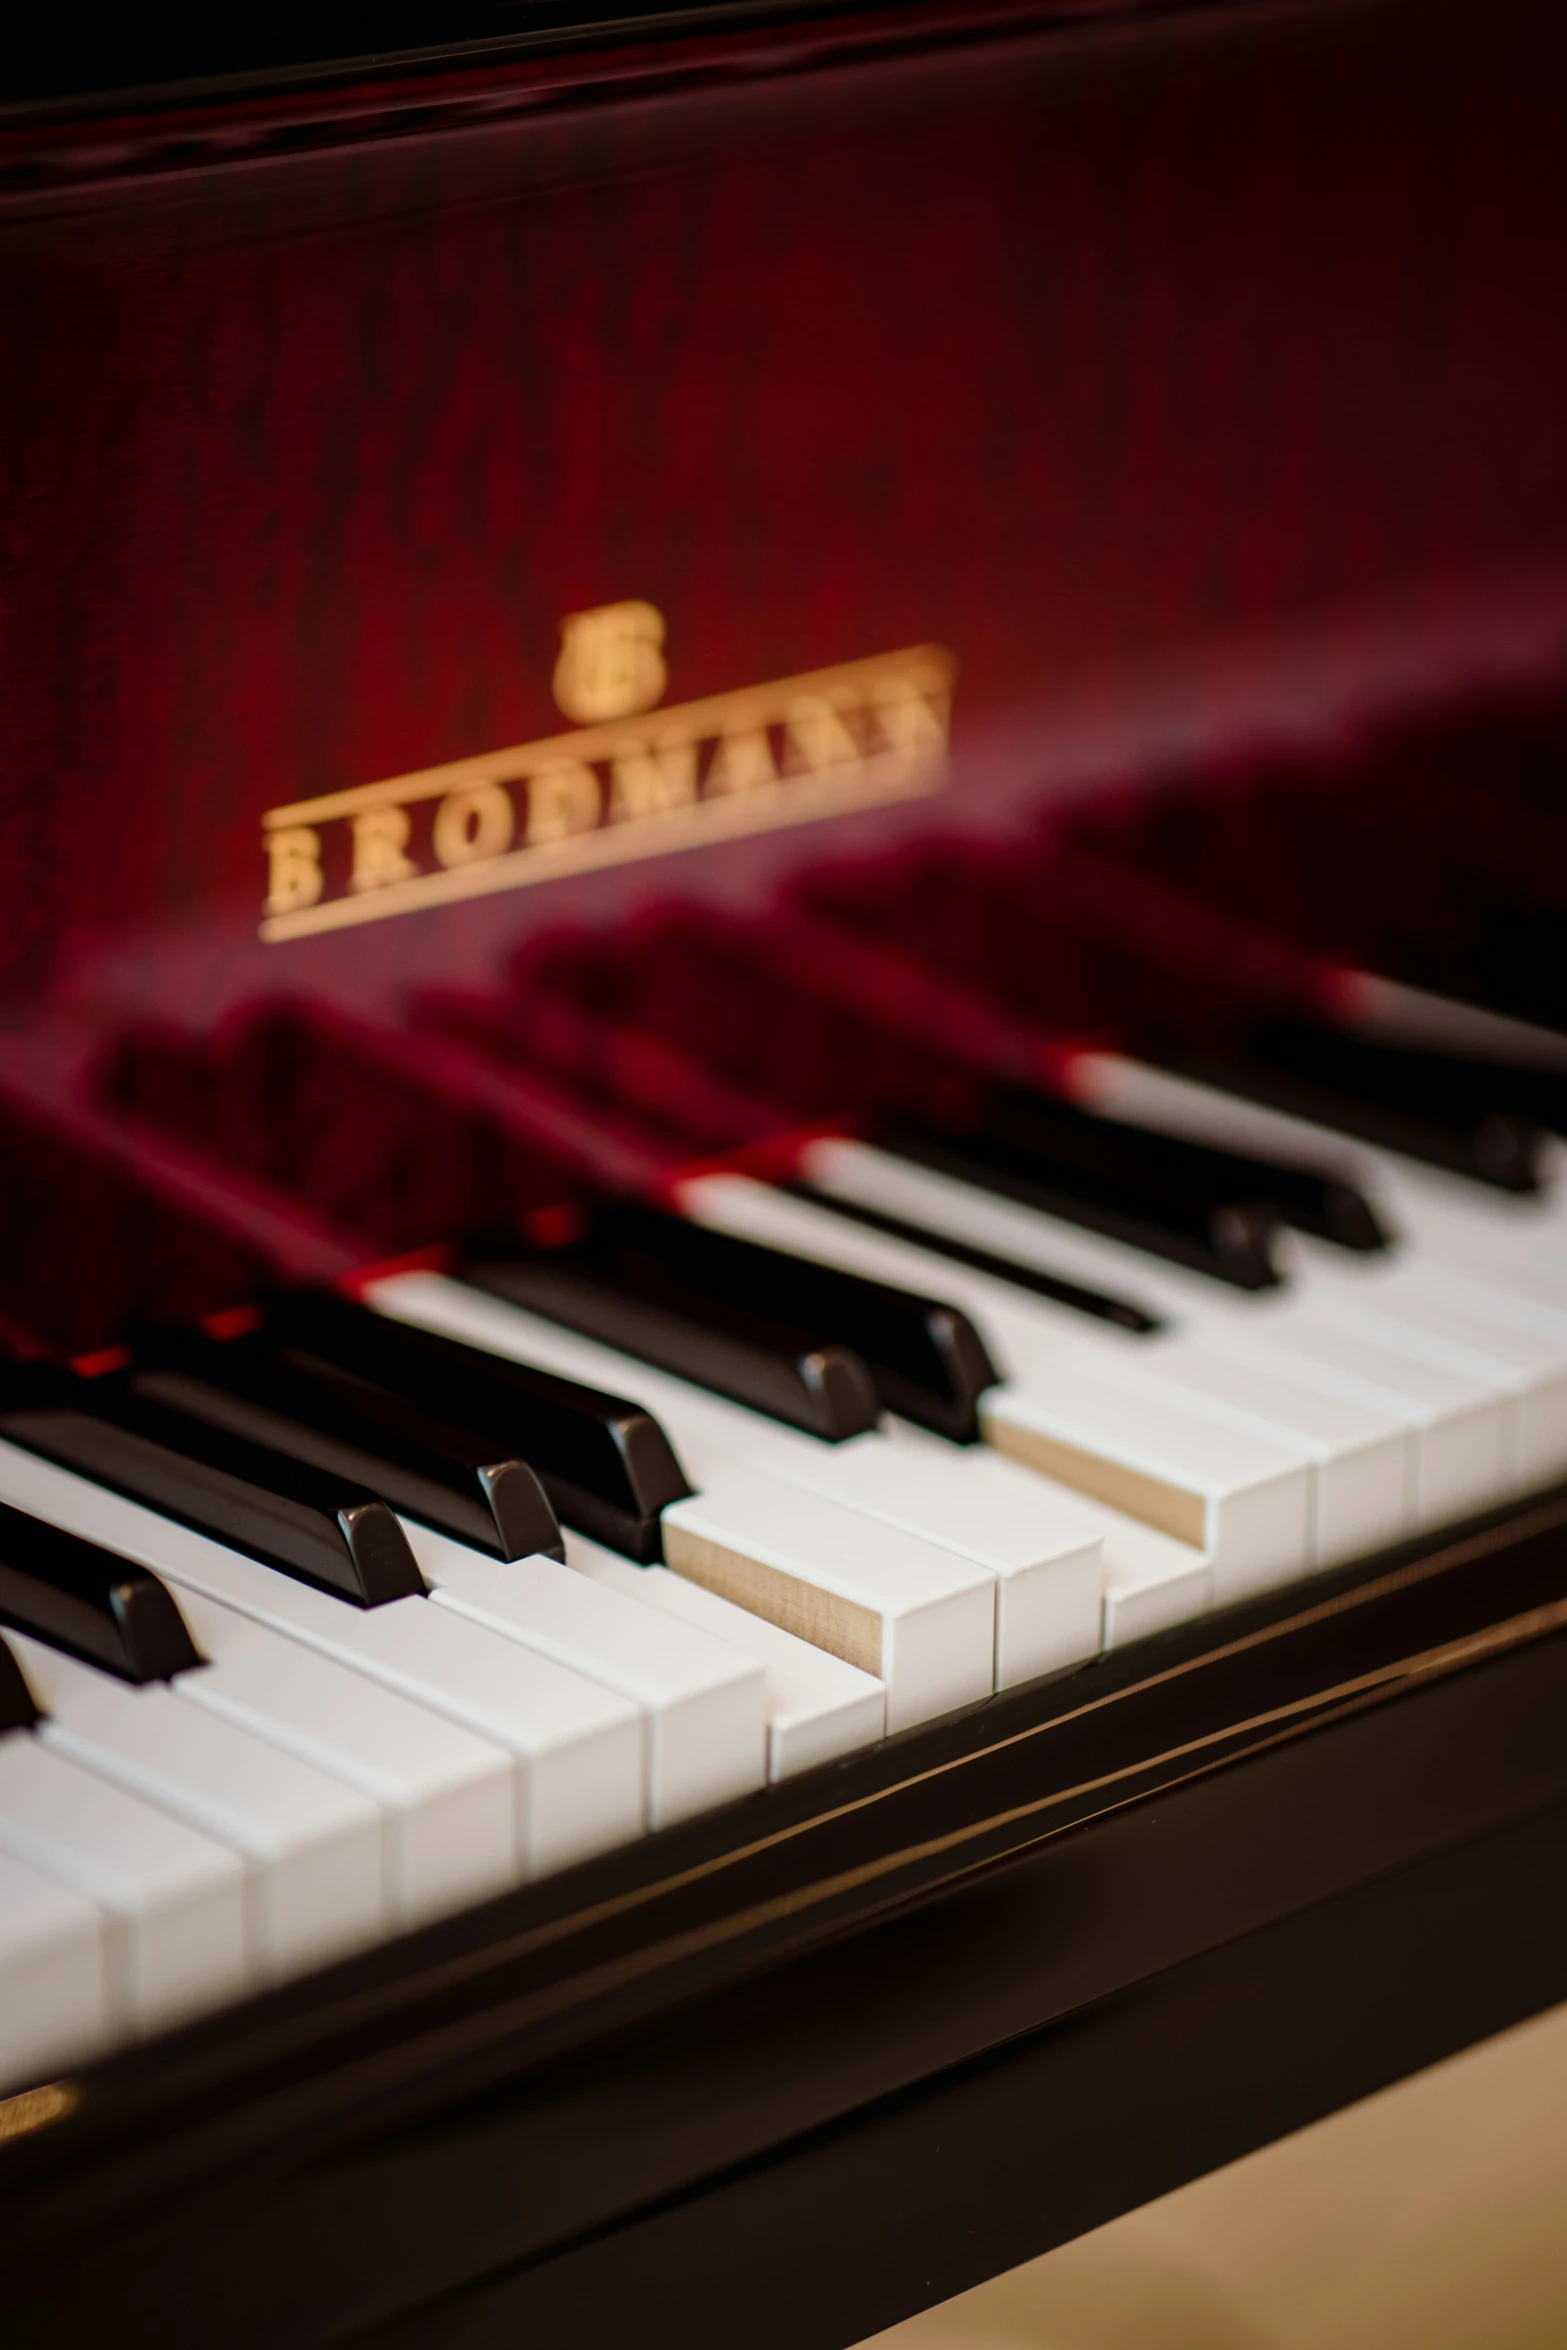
xmin=1 ymin=993 xmax=1564 ymax=2097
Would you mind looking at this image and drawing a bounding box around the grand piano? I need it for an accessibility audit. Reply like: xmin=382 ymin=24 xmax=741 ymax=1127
xmin=2 ymin=4 xmax=1566 ymax=2344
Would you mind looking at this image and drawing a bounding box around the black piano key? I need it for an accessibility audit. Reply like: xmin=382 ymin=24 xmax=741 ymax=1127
xmin=0 ymin=1499 xmax=202 ymax=1684
xmin=0 ymin=1367 xmax=424 ymax=1608
xmin=1358 ymin=1039 xmax=1566 ymax=1139
xmin=1403 ymin=907 xmax=1567 ymax=1041
xmin=1445 ymin=1060 xmax=1567 ymax=1139
xmin=123 ymin=1329 xmax=564 ymax=1563
xmin=260 ymin=1292 xmax=692 ymax=1563
xmin=782 ymin=1182 xmax=1166 ymax=1333
xmin=979 ymin=1089 xmax=1389 ymax=1252
xmin=505 ymin=1203 xmax=995 ymax=1442
xmin=1172 ymin=1022 xmax=1551 ymax=1191
xmin=877 ymin=1115 xmax=1286 ymax=1291
xmin=0 ymin=1630 xmax=44 ymax=1729
xmin=464 ymin=1207 xmax=890 ymax=1444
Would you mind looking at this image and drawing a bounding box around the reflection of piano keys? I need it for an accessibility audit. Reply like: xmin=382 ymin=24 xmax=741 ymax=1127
xmin=4 ymin=3 xmax=1567 ymax=2344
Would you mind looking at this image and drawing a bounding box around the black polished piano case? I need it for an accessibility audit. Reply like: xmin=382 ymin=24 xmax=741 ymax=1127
xmin=3 ymin=2 xmax=1567 ymax=2343
xmin=0 ymin=1487 xmax=1564 ymax=2348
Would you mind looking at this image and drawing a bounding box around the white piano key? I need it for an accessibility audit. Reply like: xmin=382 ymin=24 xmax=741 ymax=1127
xmin=1411 ymin=1250 xmax=1567 ymax=1341
xmin=680 ymin=1170 xmax=1404 ymax=1574
xmin=1111 ymin=1346 xmax=1412 ymax=1567
xmin=1337 ymin=971 xmax=1567 ymax=1068
xmin=673 ymin=1177 xmax=1103 ymax=1675
xmin=0 ymin=1732 xmax=248 ymax=2037
xmin=401 ymin=1525 xmax=766 ymax=1828
xmin=12 ymin=1634 xmax=385 ymax=1984
xmin=1066 ymin=1051 xmax=1389 ymax=1176
xmin=1098 ymin=1518 xmax=1214 ymax=1646
xmin=0 ymin=1439 xmax=644 ymax=1882
xmin=661 ymin=1466 xmax=995 ymax=1734
xmin=565 ymin=1531 xmax=888 ymax=1780
xmin=1289 ymin=1266 xmax=1567 ymax=1494
xmin=1401 ymin=1268 xmax=1567 ymax=1465
xmin=886 ymin=1457 xmax=1210 ymax=1648
xmin=980 ymin=1359 xmax=1310 ymax=1605
xmin=0 ymin=1836 xmax=112 ymax=2091
xmin=165 ymin=1588 xmax=517 ymax=1930
xmin=804 ymin=1434 xmax=1101 ymax=1682
xmin=795 ymin=1136 xmax=1523 ymax=1527
xmin=1204 ymin=1315 xmax=1508 ymax=1529
xmin=873 ymin=1421 xmax=1212 ymax=1646
xmin=371 ymin=1268 xmax=1102 ymax=1688
xmin=375 ymin=1264 xmax=1216 ymax=1659
xmin=770 ymin=1222 xmax=1409 ymax=1569
xmin=372 ymin=1267 xmax=1230 ymax=1667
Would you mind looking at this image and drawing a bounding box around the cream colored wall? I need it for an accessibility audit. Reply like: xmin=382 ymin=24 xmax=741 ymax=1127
xmin=858 ymin=1997 xmax=1567 ymax=2350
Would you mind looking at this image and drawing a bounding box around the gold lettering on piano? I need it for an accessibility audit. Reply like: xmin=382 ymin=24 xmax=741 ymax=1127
xmin=259 ymin=636 xmax=955 ymax=943
xmin=783 ymin=693 xmax=863 ymax=775
xmin=553 ymin=600 xmax=667 ymax=722
xmin=432 ymin=782 xmax=515 ymax=868
xmin=873 ymin=668 xmax=948 ymax=753
xmin=263 ymin=825 xmax=324 ymax=918
xmin=526 ymin=760 xmax=602 ymax=845
xmin=607 ymin=733 xmax=699 ymax=824
xmin=703 ymin=724 xmax=776 ymax=797
xmin=350 ymin=806 xmax=418 ymax=893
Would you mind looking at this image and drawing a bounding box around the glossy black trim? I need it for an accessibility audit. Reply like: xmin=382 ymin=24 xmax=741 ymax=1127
xmin=1 ymin=1486 xmax=1565 ymax=2347
xmin=0 ymin=0 xmax=1169 ymax=121
xmin=377 ymin=1798 xmax=1567 ymax=2350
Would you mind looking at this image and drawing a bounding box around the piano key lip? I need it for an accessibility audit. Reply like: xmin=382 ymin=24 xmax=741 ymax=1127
xmin=9 ymin=1478 xmax=1565 ymax=2236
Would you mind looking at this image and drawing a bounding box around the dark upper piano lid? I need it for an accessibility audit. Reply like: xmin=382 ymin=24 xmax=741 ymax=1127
xmin=1 ymin=0 xmax=1026 ymax=115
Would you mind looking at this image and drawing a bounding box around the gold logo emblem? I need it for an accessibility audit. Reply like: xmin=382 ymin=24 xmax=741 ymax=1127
xmin=552 ymin=600 xmax=668 ymax=722
xmin=260 ymin=606 xmax=955 ymax=943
